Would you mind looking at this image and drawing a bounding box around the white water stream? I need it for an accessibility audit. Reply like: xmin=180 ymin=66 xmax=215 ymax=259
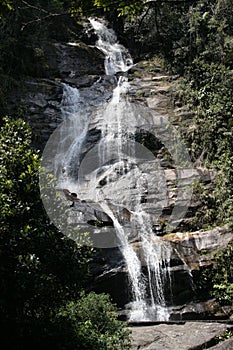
xmin=89 ymin=18 xmax=133 ymax=75
xmin=56 ymin=18 xmax=173 ymax=321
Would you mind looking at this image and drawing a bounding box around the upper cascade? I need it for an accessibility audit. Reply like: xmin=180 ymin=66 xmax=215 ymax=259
xmin=89 ymin=18 xmax=133 ymax=75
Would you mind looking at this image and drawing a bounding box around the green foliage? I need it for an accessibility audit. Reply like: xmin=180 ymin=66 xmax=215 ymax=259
xmin=56 ymin=292 xmax=131 ymax=350
xmin=122 ymin=1 xmax=194 ymax=60
xmin=94 ymin=0 xmax=143 ymax=19
xmin=215 ymin=330 xmax=233 ymax=343
xmin=182 ymin=65 xmax=233 ymax=228
xmin=169 ymin=0 xmax=233 ymax=73
xmin=211 ymin=244 xmax=233 ymax=304
xmin=0 ymin=117 xmax=93 ymax=349
xmin=0 ymin=118 xmax=131 ymax=349
xmin=169 ymin=0 xmax=233 ymax=229
xmin=0 ymin=0 xmax=82 ymax=79
xmin=197 ymin=243 xmax=233 ymax=306
xmin=188 ymin=180 xmax=217 ymax=230
xmin=0 ymin=0 xmax=13 ymax=19
xmin=0 ymin=117 xmax=40 ymax=225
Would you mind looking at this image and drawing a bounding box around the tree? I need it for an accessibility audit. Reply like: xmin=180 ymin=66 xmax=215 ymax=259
xmin=173 ymin=0 xmax=233 ymax=228
xmin=0 ymin=117 xmax=131 ymax=349
xmin=0 ymin=117 xmax=92 ymax=349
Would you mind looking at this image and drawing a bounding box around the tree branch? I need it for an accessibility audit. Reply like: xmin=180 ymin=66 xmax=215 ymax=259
xmin=21 ymin=0 xmax=49 ymax=14
xmin=21 ymin=12 xmax=69 ymax=31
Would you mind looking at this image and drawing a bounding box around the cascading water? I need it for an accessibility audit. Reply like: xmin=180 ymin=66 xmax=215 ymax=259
xmin=54 ymin=83 xmax=89 ymax=184
xmin=55 ymin=18 xmax=173 ymax=321
xmin=89 ymin=18 xmax=133 ymax=75
xmin=88 ymin=18 xmax=172 ymax=321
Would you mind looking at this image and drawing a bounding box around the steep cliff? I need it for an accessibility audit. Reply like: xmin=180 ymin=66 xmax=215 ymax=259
xmin=5 ymin=20 xmax=233 ymax=321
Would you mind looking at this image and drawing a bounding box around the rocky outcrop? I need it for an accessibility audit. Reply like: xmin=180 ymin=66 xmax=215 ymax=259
xmin=6 ymin=41 xmax=106 ymax=149
xmin=43 ymin=42 xmax=105 ymax=83
xmin=163 ymin=226 xmax=233 ymax=270
xmin=130 ymin=322 xmax=233 ymax=350
xmin=89 ymin=226 xmax=233 ymax=314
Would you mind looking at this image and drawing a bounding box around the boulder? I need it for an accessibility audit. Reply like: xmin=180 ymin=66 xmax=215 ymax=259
xmin=130 ymin=322 xmax=233 ymax=350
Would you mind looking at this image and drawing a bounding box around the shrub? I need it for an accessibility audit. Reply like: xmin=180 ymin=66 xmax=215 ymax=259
xmin=55 ymin=292 xmax=131 ymax=350
xmin=197 ymin=243 xmax=233 ymax=307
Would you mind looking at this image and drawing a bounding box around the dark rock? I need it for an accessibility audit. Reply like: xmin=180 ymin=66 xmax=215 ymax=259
xmin=169 ymin=299 xmax=224 ymax=321
xmin=5 ymin=41 xmax=107 ymax=150
xmin=209 ymin=337 xmax=233 ymax=350
xmin=63 ymin=75 xmax=100 ymax=88
xmin=87 ymin=247 xmax=129 ymax=307
xmin=169 ymin=266 xmax=196 ymax=305
xmin=43 ymin=41 xmax=105 ymax=80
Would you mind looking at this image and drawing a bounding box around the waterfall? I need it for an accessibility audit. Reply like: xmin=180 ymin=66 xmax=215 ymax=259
xmin=60 ymin=84 xmax=87 ymax=179
xmin=89 ymin=18 xmax=133 ymax=75
xmin=99 ymin=200 xmax=147 ymax=317
xmin=88 ymin=18 xmax=172 ymax=321
xmin=86 ymin=21 xmax=148 ymax=318
xmin=42 ymin=18 xmax=173 ymax=321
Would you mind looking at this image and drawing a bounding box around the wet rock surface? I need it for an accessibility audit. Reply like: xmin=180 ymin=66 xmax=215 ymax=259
xmin=6 ymin=40 xmax=107 ymax=150
xmin=80 ymin=58 xmax=232 ymax=317
xmin=130 ymin=322 xmax=233 ymax=350
xmin=87 ymin=227 xmax=233 ymax=312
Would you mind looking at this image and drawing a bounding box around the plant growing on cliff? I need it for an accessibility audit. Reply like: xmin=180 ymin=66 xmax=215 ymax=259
xmin=211 ymin=244 xmax=233 ymax=305
xmin=197 ymin=243 xmax=233 ymax=306
xmin=169 ymin=0 xmax=233 ymax=229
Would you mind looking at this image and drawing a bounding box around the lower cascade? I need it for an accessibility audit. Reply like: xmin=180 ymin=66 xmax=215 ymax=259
xmin=40 ymin=18 xmax=193 ymax=321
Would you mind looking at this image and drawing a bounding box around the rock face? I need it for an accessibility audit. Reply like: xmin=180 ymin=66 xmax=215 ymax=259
xmin=87 ymin=248 xmax=129 ymax=308
xmin=84 ymin=58 xmax=233 ymax=318
xmin=6 ymin=41 xmax=106 ymax=149
xmin=130 ymin=322 xmax=233 ymax=350
xmin=6 ymin=31 xmax=233 ymax=321
xmin=163 ymin=226 xmax=233 ymax=270
xmin=44 ymin=42 xmax=105 ymax=82
xmin=88 ymin=226 xmax=233 ymax=315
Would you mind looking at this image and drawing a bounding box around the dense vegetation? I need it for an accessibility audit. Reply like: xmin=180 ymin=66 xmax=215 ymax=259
xmin=172 ymin=0 xmax=233 ymax=229
xmin=0 ymin=0 xmax=232 ymax=347
xmin=197 ymin=243 xmax=233 ymax=306
xmin=0 ymin=118 xmax=130 ymax=349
